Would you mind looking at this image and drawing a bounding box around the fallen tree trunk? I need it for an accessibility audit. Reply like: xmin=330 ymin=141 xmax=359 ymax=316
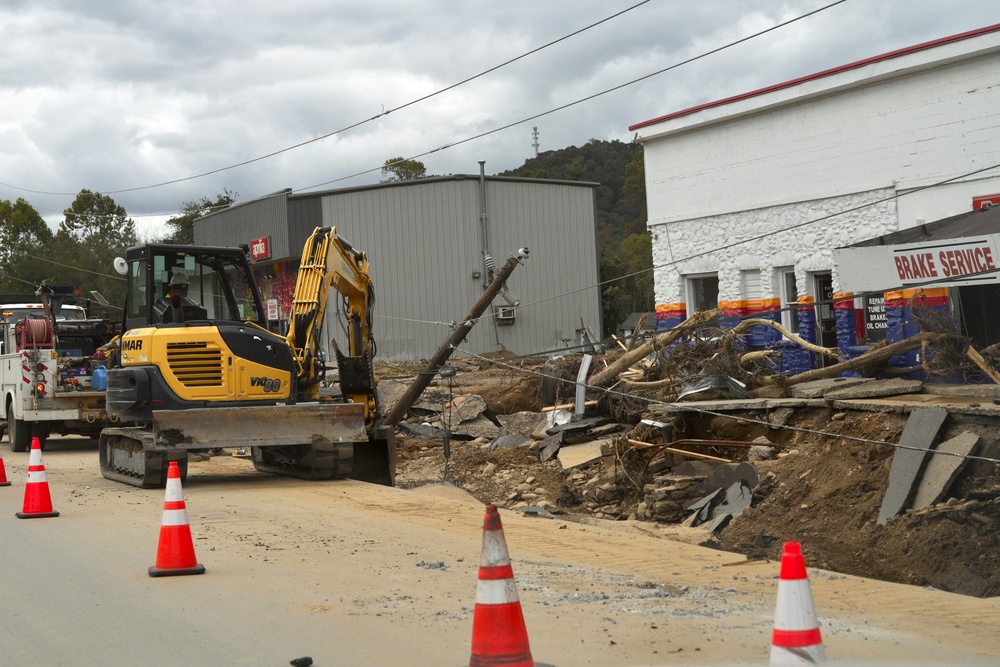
xmin=588 ymin=308 xmax=721 ymax=388
xmin=760 ymin=333 xmax=944 ymax=386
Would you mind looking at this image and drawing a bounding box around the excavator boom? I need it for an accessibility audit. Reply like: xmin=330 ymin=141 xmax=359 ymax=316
xmin=286 ymin=227 xmax=376 ymax=408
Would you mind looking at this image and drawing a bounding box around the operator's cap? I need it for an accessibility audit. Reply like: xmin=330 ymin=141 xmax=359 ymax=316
xmin=170 ymin=272 xmax=189 ymax=287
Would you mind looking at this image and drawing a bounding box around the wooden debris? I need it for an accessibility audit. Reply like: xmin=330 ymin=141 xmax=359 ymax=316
xmin=589 ymin=308 xmax=721 ymax=388
xmin=541 ymin=400 xmax=598 ymax=412
xmin=627 ymin=438 xmax=732 ymax=463
xmin=966 ymin=345 xmax=1000 ymax=384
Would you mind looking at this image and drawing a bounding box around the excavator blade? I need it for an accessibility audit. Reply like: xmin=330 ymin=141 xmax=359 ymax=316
xmin=150 ymin=403 xmax=368 ymax=449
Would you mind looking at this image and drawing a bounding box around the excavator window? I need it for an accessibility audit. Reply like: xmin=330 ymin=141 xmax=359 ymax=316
xmin=122 ymin=245 xmax=266 ymax=330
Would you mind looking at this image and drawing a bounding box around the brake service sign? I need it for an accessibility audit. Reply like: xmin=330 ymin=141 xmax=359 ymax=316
xmin=890 ymin=236 xmax=1000 ymax=287
xmin=250 ymin=236 xmax=271 ymax=261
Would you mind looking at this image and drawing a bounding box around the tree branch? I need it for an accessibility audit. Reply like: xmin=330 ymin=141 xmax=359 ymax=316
xmin=588 ymin=308 xmax=721 ymax=388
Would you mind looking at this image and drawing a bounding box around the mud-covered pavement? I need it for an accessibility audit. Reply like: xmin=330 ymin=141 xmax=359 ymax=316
xmin=3 ymin=436 xmax=996 ymax=666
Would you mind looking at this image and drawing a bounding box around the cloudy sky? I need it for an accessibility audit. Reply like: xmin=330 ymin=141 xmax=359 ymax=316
xmin=1 ymin=0 xmax=996 ymax=237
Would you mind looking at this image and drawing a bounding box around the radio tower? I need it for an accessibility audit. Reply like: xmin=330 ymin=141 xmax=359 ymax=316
xmin=531 ymin=126 xmax=540 ymax=157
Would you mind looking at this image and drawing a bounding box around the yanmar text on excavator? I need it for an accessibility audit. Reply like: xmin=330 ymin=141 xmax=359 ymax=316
xmin=98 ymin=226 xmax=395 ymax=488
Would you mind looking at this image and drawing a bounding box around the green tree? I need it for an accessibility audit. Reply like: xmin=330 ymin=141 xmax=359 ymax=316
xmin=623 ymin=149 xmax=647 ymax=233
xmin=163 ymin=190 xmax=237 ymax=244
xmin=54 ymin=190 xmax=138 ymax=311
xmin=600 ymin=232 xmax=653 ymax=335
xmin=0 ymin=197 xmax=55 ymax=295
xmin=380 ymin=156 xmax=428 ymax=182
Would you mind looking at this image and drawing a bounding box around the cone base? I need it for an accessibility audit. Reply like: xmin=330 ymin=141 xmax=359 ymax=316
xmin=467 ymin=662 xmax=554 ymax=667
xmin=148 ymin=563 xmax=206 ymax=577
xmin=16 ymin=510 xmax=59 ymax=518
xmin=0 ymin=481 xmax=10 ymax=486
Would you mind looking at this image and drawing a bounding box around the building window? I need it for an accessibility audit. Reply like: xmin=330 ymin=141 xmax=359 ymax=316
xmin=778 ymin=268 xmax=798 ymax=333
xmin=686 ymin=274 xmax=719 ymax=315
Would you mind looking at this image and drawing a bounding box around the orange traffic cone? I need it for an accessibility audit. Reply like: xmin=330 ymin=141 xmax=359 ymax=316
xmin=770 ymin=542 xmax=825 ymax=665
xmin=16 ymin=437 xmax=58 ymax=518
xmin=0 ymin=450 xmax=11 ymax=486
xmin=468 ymin=505 xmax=550 ymax=667
xmin=149 ymin=461 xmax=205 ymax=577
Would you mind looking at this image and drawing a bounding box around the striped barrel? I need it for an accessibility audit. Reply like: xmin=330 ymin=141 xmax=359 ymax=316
xmin=770 ymin=542 xmax=825 ymax=665
xmin=469 ymin=505 xmax=534 ymax=667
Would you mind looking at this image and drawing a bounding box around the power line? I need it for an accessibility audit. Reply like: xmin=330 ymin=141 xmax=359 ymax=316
xmin=295 ymin=0 xmax=847 ymax=192
xmin=0 ymin=1 xmax=653 ymax=198
xmin=18 ymin=252 xmax=127 ymax=282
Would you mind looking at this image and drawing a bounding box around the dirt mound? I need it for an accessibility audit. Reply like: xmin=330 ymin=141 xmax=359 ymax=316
xmin=716 ymin=409 xmax=1000 ymax=597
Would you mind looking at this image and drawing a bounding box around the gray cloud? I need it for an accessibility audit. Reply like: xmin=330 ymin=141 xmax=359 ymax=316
xmin=0 ymin=0 xmax=995 ymax=234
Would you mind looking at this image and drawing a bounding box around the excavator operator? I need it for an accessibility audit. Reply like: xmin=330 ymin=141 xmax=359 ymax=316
xmin=154 ymin=271 xmax=206 ymax=323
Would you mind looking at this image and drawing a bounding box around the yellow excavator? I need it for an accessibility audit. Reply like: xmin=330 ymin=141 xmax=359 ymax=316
xmin=98 ymin=227 xmax=394 ymax=488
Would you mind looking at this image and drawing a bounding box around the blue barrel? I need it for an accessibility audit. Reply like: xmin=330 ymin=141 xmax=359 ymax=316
xmin=92 ymin=365 xmax=108 ymax=391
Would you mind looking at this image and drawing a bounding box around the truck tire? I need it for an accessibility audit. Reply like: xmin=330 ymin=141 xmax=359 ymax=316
xmin=8 ymin=406 xmax=31 ymax=453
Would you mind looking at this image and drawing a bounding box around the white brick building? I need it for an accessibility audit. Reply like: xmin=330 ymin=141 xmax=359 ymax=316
xmin=630 ymin=23 xmax=1000 ymax=350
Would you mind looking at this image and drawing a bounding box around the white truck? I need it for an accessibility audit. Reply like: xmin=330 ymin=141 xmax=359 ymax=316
xmin=0 ymin=302 xmax=121 ymax=451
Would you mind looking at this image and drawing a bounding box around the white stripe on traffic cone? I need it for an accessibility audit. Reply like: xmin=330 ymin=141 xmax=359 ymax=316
xmin=770 ymin=541 xmax=825 ymax=665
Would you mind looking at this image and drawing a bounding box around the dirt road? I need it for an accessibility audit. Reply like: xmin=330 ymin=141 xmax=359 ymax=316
xmin=1 ymin=437 xmax=997 ymax=666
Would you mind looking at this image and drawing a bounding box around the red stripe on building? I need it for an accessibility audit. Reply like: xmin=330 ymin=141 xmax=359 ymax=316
xmin=629 ymin=23 xmax=1000 ymax=131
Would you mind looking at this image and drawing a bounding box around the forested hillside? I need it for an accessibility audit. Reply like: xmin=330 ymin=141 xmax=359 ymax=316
xmin=501 ymin=139 xmax=653 ymax=335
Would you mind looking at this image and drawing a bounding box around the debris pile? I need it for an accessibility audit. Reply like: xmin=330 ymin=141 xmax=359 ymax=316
xmin=383 ymin=342 xmax=1000 ymax=598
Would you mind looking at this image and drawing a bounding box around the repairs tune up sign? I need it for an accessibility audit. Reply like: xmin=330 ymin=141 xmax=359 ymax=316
xmin=890 ymin=236 xmax=1000 ymax=287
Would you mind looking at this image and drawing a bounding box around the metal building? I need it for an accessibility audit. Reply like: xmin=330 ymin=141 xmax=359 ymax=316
xmin=194 ymin=173 xmax=602 ymax=361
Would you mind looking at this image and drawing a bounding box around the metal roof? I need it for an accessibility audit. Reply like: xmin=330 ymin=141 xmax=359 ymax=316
xmin=289 ymin=174 xmax=599 ymax=201
xmin=629 ymin=23 xmax=1000 ymax=132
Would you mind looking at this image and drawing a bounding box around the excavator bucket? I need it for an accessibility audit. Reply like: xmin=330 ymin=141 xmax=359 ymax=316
xmin=351 ymin=425 xmax=396 ymax=486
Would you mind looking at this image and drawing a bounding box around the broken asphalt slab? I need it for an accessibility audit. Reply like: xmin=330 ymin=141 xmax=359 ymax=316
xmin=537 ymin=433 xmax=565 ymax=462
xmin=911 ymin=431 xmax=981 ymax=510
xmin=545 ymin=416 xmax=608 ymax=436
xmin=497 ymin=411 xmax=549 ymax=438
xmin=822 ymin=378 xmax=924 ymax=400
xmin=486 ymin=434 xmax=531 ymax=451
xmin=878 ymin=406 xmax=948 ymax=525
xmin=788 ymin=377 xmax=871 ymax=399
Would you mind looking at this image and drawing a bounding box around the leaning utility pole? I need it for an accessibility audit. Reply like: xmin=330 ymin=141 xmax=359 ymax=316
xmin=383 ymin=250 xmax=528 ymax=426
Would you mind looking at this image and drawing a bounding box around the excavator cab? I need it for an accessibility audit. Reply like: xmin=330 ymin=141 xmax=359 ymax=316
xmin=121 ymin=244 xmax=262 ymax=330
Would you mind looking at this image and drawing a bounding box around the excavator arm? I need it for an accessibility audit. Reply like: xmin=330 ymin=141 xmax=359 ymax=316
xmin=285 ymin=226 xmax=376 ymax=415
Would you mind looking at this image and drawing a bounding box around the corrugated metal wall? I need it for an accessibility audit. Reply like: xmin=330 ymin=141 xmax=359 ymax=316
xmin=194 ymin=177 xmax=601 ymax=361
xmin=321 ymin=177 xmax=601 ymax=361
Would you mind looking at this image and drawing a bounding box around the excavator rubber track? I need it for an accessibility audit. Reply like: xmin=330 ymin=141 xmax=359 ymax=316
xmin=250 ymin=440 xmax=354 ymax=480
xmin=99 ymin=426 xmax=188 ymax=488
